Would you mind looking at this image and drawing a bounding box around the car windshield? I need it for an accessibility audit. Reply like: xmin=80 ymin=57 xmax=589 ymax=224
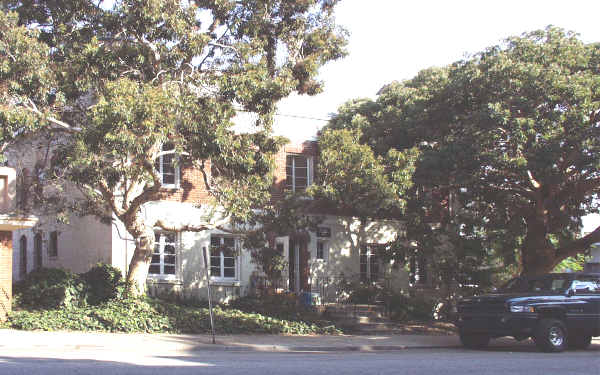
xmin=500 ymin=275 xmax=571 ymax=293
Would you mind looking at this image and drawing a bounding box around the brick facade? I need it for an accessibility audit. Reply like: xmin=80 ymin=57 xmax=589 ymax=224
xmin=159 ymin=142 xmax=319 ymax=205
xmin=158 ymin=163 xmax=214 ymax=204
xmin=0 ymin=231 xmax=12 ymax=321
xmin=272 ymin=141 xmax=318 ymax=201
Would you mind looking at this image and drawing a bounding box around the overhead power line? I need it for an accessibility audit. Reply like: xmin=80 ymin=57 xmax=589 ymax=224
xmin=234 ymin=107 xmax=331 ymax=122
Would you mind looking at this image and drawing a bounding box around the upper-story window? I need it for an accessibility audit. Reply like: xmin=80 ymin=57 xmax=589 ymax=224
xmin=286 ymin=154 xmax=312 ymax=192
xmin=155 ymin=143 xmax=180 ymax=188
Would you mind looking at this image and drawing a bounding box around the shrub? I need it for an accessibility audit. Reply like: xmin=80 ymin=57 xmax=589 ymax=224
xmin=384 ymin=293 xmax=436 ymax=322
xmin=13 ymin=264 xmax=125 ymax=310
xmin=81 ymin=263 xmax=125 ymax=305
xmin=13 ymin=268 xmax=86 ymax=310
xmin=4 ymin=296 xmax=341 ymax=334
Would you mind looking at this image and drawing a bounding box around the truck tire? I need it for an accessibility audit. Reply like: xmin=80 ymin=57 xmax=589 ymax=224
xmin=534 ymin=318 xmax=568 ymax=352
xmin=568 ymin=334 xmax=592 ymax=350
xmin=459 ymin=331 xmax=490 ymax=349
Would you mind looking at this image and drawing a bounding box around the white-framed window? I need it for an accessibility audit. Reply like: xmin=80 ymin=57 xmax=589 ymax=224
xmin=155 ymin=143 xmax=180 ymax=188
xmin=150 ymin=231 xmax=178 ymax=277
xmin=210 ymin=235 xmax=239 ymax=281
xmin=316 ymin=240 xmax=328 ymax=261
xmin=286 ymin=154 xmax=312 ymax=192
xmin=360 ymin=245 xmax=381 ymax=283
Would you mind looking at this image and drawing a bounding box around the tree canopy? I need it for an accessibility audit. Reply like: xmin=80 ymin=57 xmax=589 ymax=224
xmin=1 ymin=0 xmax=347 ymax=294
xmin=319 ymin=26 xmax=600 ymax=278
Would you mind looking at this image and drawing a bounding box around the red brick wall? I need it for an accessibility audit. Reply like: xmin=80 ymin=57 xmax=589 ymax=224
xmin=0 ymin=231 xmax=12 ymax=321
xmin=158 ymin=162 xmax=213 ymax=204
xmin=272 ymin=141 xmax=318 ymax=201
xmin=159 ymin=142 xmax=318 ymax=205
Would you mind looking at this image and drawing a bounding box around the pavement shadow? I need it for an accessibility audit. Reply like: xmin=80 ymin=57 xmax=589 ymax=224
xmin=0 ymin=355 xmax=219 ymax=375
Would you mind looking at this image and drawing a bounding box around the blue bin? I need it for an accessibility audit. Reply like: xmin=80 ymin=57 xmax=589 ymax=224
xmin=300 ymin=292 xmax=321 ymax=306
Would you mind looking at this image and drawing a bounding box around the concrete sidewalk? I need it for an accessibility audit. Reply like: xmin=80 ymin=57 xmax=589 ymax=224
xmin=0 ymin=329 xmax=598 ymax=353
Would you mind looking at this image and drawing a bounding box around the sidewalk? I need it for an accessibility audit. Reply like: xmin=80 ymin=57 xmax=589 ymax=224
xmin=0 ymin=329 xmax=598 ymax=353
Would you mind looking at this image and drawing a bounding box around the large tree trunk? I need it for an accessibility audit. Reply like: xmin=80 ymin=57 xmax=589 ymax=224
xmin=520 ymin=216 xmax=559 ymax=276
xmin=125 ymin=224 xmax=155 ymax=297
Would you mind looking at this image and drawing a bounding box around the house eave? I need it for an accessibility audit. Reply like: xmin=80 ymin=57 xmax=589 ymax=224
xmin=0 ymin=214 xmax=39 ymax=231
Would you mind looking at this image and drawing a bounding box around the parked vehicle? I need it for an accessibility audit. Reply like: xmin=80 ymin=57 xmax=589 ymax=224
xmin=456 ymin=273 xmax=600 ymax=352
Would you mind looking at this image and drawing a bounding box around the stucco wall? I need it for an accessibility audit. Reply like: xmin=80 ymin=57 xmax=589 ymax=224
xmin=12 ymin=214 xmax=113 ymax=280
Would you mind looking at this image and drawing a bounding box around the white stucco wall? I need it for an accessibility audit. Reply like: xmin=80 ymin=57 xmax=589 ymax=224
xmin=12 ymin=214 xmax=113 ymax=281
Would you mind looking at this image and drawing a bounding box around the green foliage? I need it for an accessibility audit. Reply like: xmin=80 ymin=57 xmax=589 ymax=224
xmin=13 ymin=265 xmax=125 ymax=309
xmin=5 ymin=296 xmax=340 ymax=335
xmin=81 ymin=263 xmax=125 ymax=305
xmin=311 ymin=128 xmax=418 ymax=218
xmin=383 ymin=293 xmax=438 ymax=322
xmin=554 ymin=254 xmax=588 ymax=273
xmin=13 ymin=268 xmax=86 ymax=310
xmin=249 ymin=246 xmax=287 ymax=287
xmin=1 ymin=1 xmax=347 ymax=293
xmin=226 ymin=294 xmax=332 ymax=327
xmin=322 ymin=26 xmax=600 ymax=277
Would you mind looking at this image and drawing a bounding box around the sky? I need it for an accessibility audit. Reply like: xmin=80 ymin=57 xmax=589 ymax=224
xmin=271 ymin=0 xmax=600 ymax=143
xmin=260 ymin=0 xmax=600 ymax=234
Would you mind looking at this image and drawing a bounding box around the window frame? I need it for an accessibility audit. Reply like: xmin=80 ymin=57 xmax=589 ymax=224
xmin=48 ymin=231 xmax=58 ymax=258
xmin=209 ymin=235 xmax=240 ymax=282
xmin=285 ymin=154 xmax=312 ymax=193
xmin=19 ymin=235 xmax=27 ymax=278
xmin=149 ymin=231 xmax=180 ymax=280
xmin=316 ymin=240 xmax=328 ymax=261
xmin=360 ymin=244 xmax=381 ymax=283
xmin=155 ymin=144 xmax=181 ymax=189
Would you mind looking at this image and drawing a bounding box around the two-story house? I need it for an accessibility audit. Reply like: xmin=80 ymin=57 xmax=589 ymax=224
xmin=8 ymin=138 xmax=409 ymax=302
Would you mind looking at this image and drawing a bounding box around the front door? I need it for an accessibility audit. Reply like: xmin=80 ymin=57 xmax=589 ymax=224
xmin=289 ymin=239 xmax=309 ymax=292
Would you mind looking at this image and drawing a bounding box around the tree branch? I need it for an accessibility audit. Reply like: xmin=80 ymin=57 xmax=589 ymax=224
xmin=556 ymin=224 xmax=600 ymax=259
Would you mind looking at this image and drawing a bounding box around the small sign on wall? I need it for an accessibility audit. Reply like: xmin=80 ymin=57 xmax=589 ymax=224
xmin=317 ymin=227 xmax=331 ymax=238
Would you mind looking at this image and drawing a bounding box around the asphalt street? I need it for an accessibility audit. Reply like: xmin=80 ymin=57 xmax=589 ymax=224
xmin=1 ymin=347 xmax=599 ymax=375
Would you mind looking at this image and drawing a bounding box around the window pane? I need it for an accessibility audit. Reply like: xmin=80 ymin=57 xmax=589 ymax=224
xmin=210 ymin=236 xmax=220 ymax=247
xmin=164 ymin=265 xmax=175 ymax=275
xmin=164 ymin=255 xmax=176 ymax=265
xmin=224 ymin=237 xmax=235 ymax=248
xmin=151 ymin=255 xmax=160 ymax=264
xmin=164 ymin=244 xmax=175 ymax=254
xmin=223 ymin=267 xmax=235 ymax=278
xmin=149 ymin=265 xmax=160 ymax=274
xmin=294 ymin=156 xmax=307 ymax=167
xmin=210 ymin=266 xmax=221 ymax=277
xmin=162 ymin=173 xmax=175 ymax=185
xmin=224 ymin=257 xmax=235 ymax=267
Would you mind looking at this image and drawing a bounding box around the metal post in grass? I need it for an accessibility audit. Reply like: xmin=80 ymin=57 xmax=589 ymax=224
xmin=202 ymin=246 xmax=216 ymax=344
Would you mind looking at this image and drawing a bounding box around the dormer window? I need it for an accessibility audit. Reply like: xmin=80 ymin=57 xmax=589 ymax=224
xmin=155 ymin=143 xmax=180 ymax=188
xmin=286 ymin=154 xmax=312 ymax=192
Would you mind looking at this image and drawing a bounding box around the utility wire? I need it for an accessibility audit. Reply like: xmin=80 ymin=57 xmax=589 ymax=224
xmin=234 ymin=107 xmax=331 ymax=122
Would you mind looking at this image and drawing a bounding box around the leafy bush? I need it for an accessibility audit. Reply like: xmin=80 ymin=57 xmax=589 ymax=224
xmin=4 ymin=297 xmax=341 ymax=334
xmin=81 ymin=263 xmax=125 ymax=305
xmin=226 ymin=294 xmax=333 ymax=327
xmin=13 ymin=264 xmax=125 ymax=310
xmin=13 ymin=268 xmax=86 ymax=310
xmin=383 ymin=292 xmax=437 ymax=322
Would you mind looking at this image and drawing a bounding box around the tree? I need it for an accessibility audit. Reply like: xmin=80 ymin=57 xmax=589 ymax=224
xmin=0 ymin=10 xmax=69 ymax=160
xmin=325 ymin=27 xmax=600 ymax=277
xmin=1 ymin=0 xmax=347 ymax=295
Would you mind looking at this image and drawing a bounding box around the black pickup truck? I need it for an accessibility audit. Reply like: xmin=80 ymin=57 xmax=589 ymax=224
xmin=456 ymin=273 xmax=600 ymax=352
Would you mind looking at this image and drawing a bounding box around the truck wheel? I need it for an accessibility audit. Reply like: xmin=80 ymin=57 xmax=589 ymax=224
xmin=568 ymin=334 xmax=592 ymax=350
xmin=459 ymin=331 xmax=490 ymax=349
xmin=534 ymin=319 xmax=568 ymax=352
